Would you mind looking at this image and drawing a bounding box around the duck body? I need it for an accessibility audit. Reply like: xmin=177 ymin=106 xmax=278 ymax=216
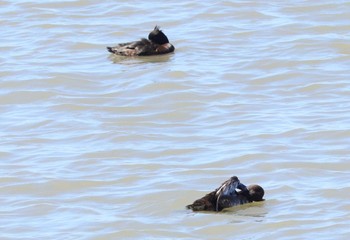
xmin=107 ymin=26 xmax=175 ymax=56
xmin=187 ymin=176 xmax=264 ymax=212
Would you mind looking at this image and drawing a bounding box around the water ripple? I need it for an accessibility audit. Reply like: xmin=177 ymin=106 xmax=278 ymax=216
xmin=1 ymin=0 xmax=350 ymax=239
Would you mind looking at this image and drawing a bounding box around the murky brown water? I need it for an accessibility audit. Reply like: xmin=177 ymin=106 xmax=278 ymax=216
xmin=1 ymin=1 xmax=350 ymax=239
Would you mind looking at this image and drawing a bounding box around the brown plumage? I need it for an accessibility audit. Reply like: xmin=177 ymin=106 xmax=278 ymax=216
xmin=107 ymin=26 xmax=175 ymax=56
xmin=187 ymin=176 xmax=264 ymax=212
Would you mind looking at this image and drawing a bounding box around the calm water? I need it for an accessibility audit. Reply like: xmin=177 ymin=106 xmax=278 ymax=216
xmin=1 ymin=1 xmax=350 ymax=239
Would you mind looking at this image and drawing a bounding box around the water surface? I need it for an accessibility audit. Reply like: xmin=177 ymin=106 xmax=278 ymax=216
xmin=1 ymin=1 xmax=350 ymax=239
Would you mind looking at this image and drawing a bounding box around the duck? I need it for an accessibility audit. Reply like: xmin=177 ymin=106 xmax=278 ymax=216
xmin=186 ymin=176 xmax=265 ymax=212
xmin=106 ymin=26 xmax=175 ymax=56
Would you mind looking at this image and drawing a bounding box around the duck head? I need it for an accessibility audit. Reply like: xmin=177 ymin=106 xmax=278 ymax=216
xmin=148 ymin=26 xmax=170 ymax=44
xmin=247 ymin=184 xmax=265 ymax=201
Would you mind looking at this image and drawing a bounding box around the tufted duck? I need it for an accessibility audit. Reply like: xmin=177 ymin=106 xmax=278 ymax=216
xmin=187 ymin=176 xmax=264 ymax=212
xmin=106 ymin=26 xmax=175 ymax=56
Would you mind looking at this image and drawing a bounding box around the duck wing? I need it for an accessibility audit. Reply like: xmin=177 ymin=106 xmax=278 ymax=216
xmin=107 ymin=38 xmax=156 ymax=56
xmin=215 ymin=176 xmax=250 ymax=211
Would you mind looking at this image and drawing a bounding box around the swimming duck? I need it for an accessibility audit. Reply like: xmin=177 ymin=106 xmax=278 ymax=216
xmin=106 ymin=26 xmax=175 ymax=56
xmin=186 ymin=176 xmax=264 ymax=212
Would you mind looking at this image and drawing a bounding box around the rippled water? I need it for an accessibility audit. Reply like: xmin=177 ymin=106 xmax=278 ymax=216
xmin=1 ymin=1 xmax=350 ymax=239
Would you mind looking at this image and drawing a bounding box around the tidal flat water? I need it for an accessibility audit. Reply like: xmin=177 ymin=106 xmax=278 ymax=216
xmin=1 ymin=1 xmax=350 ymax=239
